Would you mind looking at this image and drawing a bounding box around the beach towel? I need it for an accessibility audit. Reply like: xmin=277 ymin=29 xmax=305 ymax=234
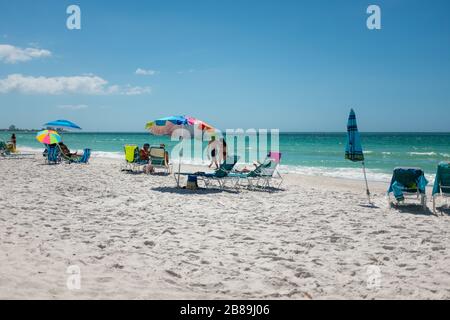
xmin=432 ymin=162 xmax=450 ymax=196
xmin=388 ymin=168 xmax=428 ymax=201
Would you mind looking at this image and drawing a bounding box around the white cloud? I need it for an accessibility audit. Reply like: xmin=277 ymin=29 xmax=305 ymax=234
xmin=0 ymin=74 xmax=151 ymax=96
xmin=122 ymin=85 xmax=152 ymax=95
xmin=0 ymin=44 xmax=51 ymax=63
xmin=57 ymin=104 xmax=89 ymax=110
xmin=135 ymin=68 xmax=159 ymax=76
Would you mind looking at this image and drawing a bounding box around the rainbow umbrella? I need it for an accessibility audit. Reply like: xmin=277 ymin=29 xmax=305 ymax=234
xmin=145 ymin=115 xmax=218 ymax=186
xmin=145 ymin=115 xmax=217 ymax=138
xmin=36 ymin=130 xmax=62 ymax=145
xmin=145 ymin=116 xmax=189 ymax=136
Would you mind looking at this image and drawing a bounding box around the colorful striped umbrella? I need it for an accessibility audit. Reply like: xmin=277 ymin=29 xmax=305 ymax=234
xmin=145 ymin=115 xmax=218 ymax=187
xmin=36 ymin=130 xmax=62 ymax=145
xmin=145 ymin=115 xmax=216 ymax=137
xmin=345 ymin=109 xmax=371 ymax=204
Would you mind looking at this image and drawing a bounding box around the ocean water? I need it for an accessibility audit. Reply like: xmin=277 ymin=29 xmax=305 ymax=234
xmin=1 ymin=132 xmax=449 ymax=182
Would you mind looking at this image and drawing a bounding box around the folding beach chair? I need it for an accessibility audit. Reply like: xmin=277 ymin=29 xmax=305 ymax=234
xmin=122 ymin=145 xmax=148 ymax=172
xmin=59 ymin=147 xmax=91 ymax=164
xmin=149 ymin=145 xmax=172 ymax=174
xmin=0 ymin=140 xmax=10 ymax=156
xmin=387 ymin=167 xmax=428 ymax=210
xmin=264 ymin=151 xmax=283 ymax=188
xmin=432 ymin=162 xmax=450 ymax=215
xmin=178 ymin=155 xmax=240 ymax=189
xmin=229 ymin=152 xmax=283 ymax=190
xmin=56 ymin=143 xmax=91 ymax=164
xmin=46 ymin=144 xmax=61 ymax=165
xmin=0 ymin=140 xmax=34 ymax=160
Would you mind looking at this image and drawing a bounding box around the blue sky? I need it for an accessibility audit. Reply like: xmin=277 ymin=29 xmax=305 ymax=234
xmin=0 ymin=0 xmax=449 ymax=132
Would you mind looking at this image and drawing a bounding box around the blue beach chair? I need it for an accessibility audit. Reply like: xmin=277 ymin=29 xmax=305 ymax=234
xmin=64 ymin=148 xmax=91 ymax=164
xmin=432 ymin=162 xmax=450 ymax=215
xmin=45 ymin=144 xmax=61 ymax=165
xmin=387 ymin=167 xmax=428 ymax=210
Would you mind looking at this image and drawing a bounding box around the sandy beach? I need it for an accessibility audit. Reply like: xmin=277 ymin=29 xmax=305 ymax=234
xmin=0 ymin=154 xmax=449 ymax=300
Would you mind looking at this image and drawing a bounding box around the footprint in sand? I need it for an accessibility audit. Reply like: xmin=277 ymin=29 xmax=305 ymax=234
xmin=165 ymin=270 xmax=182 ymax=278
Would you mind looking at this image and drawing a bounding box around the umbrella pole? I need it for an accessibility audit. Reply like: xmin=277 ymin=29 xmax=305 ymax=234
xmin=177 ymin=157 xmax=182 ymax=187
xmin=362 ymin=161 xmax=371 ymax=204
xmin=177 ymin=136 xmax=184 ymax=188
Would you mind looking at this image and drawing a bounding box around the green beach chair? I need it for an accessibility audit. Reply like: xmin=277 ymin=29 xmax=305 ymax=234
xmin=0 ymin=140 xmax=10 ymax=156
xmin=178 ymin=155 xmax=240 ymax=189
xmin=57 ymin=144 xmax=91 ymax=164
xmin=229 ymin=152 xmax=283 ymax=190
xmin=149 ymin=145 xmax=172 ymax=174
xmin=432 ymin=162 xmax=450 ymax=215
xmin=122 ymin=145 xmax=148 ymax=172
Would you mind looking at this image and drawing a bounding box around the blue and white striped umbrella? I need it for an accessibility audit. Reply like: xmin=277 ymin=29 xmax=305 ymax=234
xmin=345 ymin=109 xmax=364 ymax=162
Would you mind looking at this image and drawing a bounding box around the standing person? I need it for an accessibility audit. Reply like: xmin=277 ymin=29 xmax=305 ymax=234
xmin=8 ymin=133 xmax=16 ymax=152
xmin=207 ymin=136 xmax=219 ymax=169
xmin=220 ymin=138 xmax=228 ymax=164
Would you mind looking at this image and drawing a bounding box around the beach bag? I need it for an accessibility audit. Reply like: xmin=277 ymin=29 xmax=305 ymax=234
xmin=186 ymin=175 xmax=198 ymax=190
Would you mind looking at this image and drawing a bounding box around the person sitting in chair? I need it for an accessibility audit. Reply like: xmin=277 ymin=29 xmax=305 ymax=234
xmin=158 ymin=143 xmax=170 ymax=165
xmin=237 ymin=152 xmax=271 ymax=173
xmin=59 ymin=142 xmax=78 ymax=158
xmin=140 ymin=143 xmax=150 ymax=162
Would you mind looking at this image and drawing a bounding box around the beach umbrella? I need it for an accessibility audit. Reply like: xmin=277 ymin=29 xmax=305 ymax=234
xmin=145 ymin=116 xmax=215 ymax=137
xmin=36 ymin=130 xmax=62 ymax=145
xmin=145 ymin=115 xmax=217 ymax=187
xmin=44 ymin=119 xmax=82 ymax=130
xmin=345 ymin=109 xmax=371 ymax=204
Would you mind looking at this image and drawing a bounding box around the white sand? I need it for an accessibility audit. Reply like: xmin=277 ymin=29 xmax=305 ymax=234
xmin=0 ymin=154 xmax=449 ymax=300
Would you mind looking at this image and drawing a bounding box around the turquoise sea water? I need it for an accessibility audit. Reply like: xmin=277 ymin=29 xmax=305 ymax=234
xmin=2 ymin=132 xmax=449 ymax=181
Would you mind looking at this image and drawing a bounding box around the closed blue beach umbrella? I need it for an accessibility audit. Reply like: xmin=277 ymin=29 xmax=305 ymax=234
xmin=345 ymin=109 xmax=371 ymax=204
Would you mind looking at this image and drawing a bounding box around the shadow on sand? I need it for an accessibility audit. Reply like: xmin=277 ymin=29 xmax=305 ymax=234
xmin=391 ymin=203 xmax=435 ymax=216
xmin=121 ymin=170 xmax=170 ymax=177
xmin=358 ymin=203 xmax=380 ymax=209
xmin=434 ymin=205 xmax=450 ymax=216
xmin=151 ymin=186 xmax=239 ymax=195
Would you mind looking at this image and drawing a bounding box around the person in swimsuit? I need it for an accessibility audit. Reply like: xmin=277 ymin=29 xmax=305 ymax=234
xmin=207 ymin=136 xmax=219 ymax=169
xmin=59 ymin=142 xmax=78 ymax=158
xmin=219 ymin=138 xmax=227 ymax=164
xmin=139 ymin=143 xmax=150 ymax=162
